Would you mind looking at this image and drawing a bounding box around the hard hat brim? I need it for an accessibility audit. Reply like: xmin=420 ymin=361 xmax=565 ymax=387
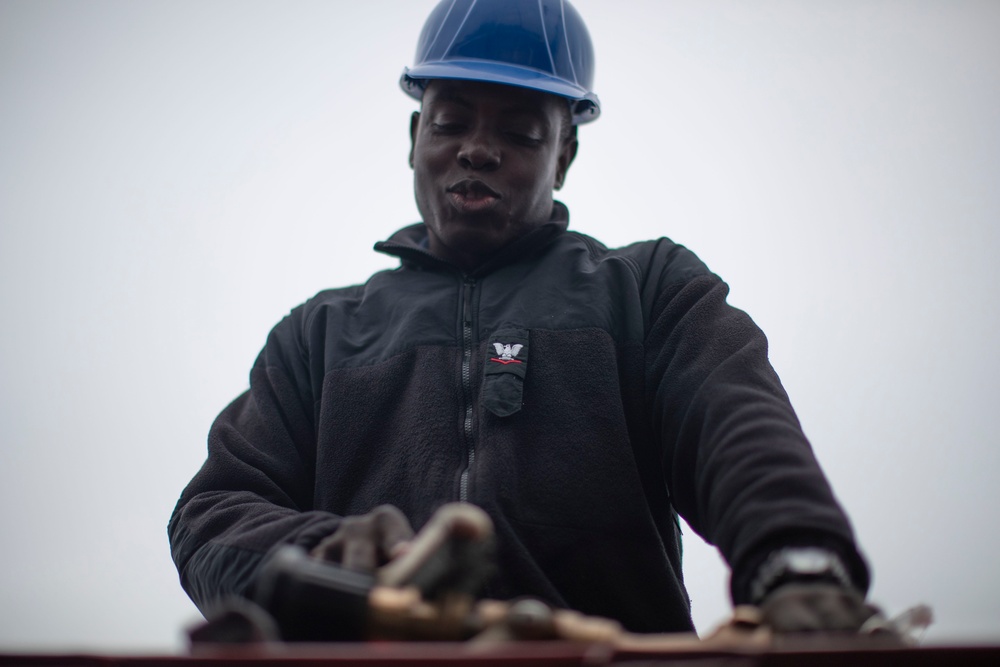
xmin=400 ymin=61 xmax=600 ymax=124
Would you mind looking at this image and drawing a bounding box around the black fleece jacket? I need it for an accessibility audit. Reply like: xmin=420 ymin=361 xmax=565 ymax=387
xmin=169 ymin=209 xmax=868 ymax=633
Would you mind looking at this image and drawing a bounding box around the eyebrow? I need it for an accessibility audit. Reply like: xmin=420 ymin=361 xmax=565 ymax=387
xmin=428 ymin=85 xmax=550 ymax=119
xmin=430 ymin=89 xmax=475 ymax=110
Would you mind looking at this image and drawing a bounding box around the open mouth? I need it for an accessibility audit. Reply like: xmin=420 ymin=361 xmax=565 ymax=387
xmin=447 ymin=179 xmax=501 ymax=213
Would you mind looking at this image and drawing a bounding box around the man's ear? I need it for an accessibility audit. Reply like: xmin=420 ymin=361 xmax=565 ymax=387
xmin=409 ymin=112 xmax=420 ymax=169
xmin=553 ymin=130 xmax=579 ymax=191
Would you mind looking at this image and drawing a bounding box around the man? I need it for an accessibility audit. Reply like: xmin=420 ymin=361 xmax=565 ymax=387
xmin=170 ymin=0 xmax=874 ymax=635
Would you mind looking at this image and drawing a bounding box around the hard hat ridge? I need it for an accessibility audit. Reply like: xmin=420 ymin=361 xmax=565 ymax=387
xmin=401 ymin=0 xmax=601 ymax=124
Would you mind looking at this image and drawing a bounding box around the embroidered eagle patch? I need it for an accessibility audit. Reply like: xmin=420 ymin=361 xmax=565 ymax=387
xmin=490 ymin=342 xmax=523 ymax=365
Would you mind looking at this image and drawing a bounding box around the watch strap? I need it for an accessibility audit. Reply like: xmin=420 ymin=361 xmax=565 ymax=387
xmin=749 ymin=546 xmax=854 ymax=605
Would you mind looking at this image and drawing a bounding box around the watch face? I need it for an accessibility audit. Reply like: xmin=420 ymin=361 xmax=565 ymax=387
xmin=787 ymin=548 xmax=834 ymax=574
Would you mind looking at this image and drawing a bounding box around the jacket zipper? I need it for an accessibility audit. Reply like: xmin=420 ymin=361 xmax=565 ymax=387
xmin=459 ymin=277 xmax=476 ymax=502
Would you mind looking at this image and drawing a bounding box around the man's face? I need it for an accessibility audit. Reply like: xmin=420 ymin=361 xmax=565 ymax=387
xmin=410 ymin=80 xmax=577 ymax=270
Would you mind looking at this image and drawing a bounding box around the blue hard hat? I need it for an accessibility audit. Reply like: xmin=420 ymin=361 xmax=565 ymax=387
xmin=400 ymin=0 xmax=601 ymax=124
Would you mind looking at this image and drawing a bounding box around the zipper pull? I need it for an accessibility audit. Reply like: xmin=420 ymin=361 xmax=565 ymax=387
xmin=463 ymin=279 xmax=476 ymax=325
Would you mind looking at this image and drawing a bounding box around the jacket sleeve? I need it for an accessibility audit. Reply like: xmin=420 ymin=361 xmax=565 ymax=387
xmin=641 ymin=244 xmax=870 ymax=604
xmin=168 ymin=303 xmax=342 ymax=614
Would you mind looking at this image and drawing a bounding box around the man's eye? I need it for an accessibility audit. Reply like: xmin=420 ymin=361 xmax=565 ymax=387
xmin=432 ymin=122 xmax=464 ymax=134
xmin=507 ymin=132 xmax=542 ymax=146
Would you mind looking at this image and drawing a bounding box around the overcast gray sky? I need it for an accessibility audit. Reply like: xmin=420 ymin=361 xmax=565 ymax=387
xmin=1 ymin=0 xmax=998 ymax=652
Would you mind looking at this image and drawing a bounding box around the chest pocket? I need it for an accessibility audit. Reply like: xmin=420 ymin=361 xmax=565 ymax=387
xmin=482 ymin=327 xmax=529 ymax=417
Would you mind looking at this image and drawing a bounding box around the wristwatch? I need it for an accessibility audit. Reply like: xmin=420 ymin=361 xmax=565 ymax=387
xmin=749 ymin=547 xmax=854 ymax=605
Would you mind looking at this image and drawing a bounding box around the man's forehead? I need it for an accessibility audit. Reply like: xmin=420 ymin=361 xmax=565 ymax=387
xmin=423 ymin=80 xmax=561 ymax=114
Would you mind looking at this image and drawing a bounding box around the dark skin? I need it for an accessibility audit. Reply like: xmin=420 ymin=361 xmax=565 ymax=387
xmin=310 ymin=504 xmax=413 ymax=571
xmin=760 ymin=584 xmax=878 ymax=633
xmin=409 ymin=80 xmax=578 ymax=272
xmin=309 ymin=79 xmax=877 ymax=636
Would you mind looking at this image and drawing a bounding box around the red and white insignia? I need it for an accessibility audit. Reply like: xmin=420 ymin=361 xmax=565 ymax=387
xmin=490 ymin=342 xmax=524 ymax=365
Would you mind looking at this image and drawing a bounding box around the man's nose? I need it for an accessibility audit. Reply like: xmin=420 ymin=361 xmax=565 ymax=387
xmin=457 ymin=130 xmax=501 ymax=170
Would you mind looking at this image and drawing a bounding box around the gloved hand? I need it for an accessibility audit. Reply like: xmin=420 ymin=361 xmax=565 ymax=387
xmin=310 ymin=504 xmax=415 ymax=573
xmin=759 ymin=582 xmax=881 ymax=633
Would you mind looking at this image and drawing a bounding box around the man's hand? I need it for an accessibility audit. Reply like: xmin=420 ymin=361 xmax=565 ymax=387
xmin=759 ymin=583 xmax=879 ymax=633
xmin=310 ymin=505 xmax=414 ymax=573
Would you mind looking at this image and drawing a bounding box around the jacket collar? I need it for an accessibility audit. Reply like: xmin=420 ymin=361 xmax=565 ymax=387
xmin=374 ymin=201 xmax=570 ymax=277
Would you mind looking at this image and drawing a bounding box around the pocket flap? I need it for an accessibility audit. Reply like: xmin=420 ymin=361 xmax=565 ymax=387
xmin=483 ymin=328 xmax=528 ymax=417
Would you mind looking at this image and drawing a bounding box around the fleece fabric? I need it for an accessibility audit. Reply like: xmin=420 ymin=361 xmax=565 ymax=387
xmin=168 ymin=210 xmax=869 ymax=633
